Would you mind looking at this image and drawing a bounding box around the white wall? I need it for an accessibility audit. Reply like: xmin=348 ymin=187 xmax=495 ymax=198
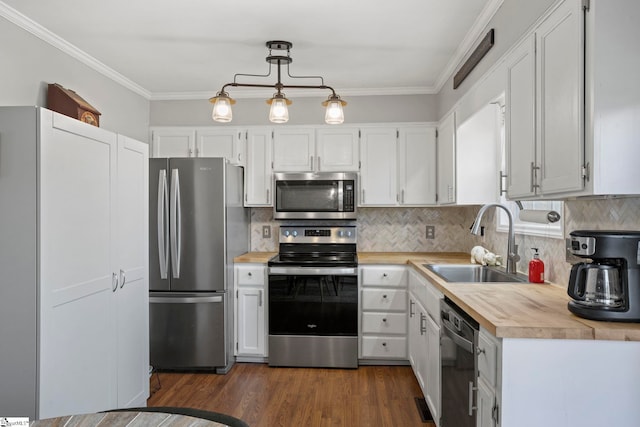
xmin=150 ymin=94 xmax=438 ymax=127
xmin=0 ymin=17 xmax=150 ymax=142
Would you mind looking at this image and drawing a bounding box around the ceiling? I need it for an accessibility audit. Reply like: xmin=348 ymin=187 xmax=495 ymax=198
xmin=0 ymin=0 xmax=500 ymax=100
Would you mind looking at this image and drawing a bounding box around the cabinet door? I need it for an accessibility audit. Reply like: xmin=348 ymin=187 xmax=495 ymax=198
xmin=437 ymin=112 xmax=456 ymax=205
xmin=536 ymin=0 xmax=584 ymax=195
xmin=505 ymin=35 xmax=537 ymax=198
xmin=272 ymin=128 xmax=315 ymax=171
xmin=398 ymin=126 xmax=436 ymax=205
xmin=245 ymin=128 xmax=273 ymax=206
xmin=425 ymin=314 xmax=441 ymax=425
xmin=151 ymin=128 xmax=196 ymax=158
xmin=197 ymin=128 xmax=245 ymax=165
xmin=236 ymin=287 xmax=265 ymax=356
xmin=477 ymin=378 xmax=497 ymax=427
xmin=315 ymin=127 xmax=360 ymax=171
xmin=359 ymin=127 xmax=397 ymax=206
xmin=115 ymin=135 xmax=149 ymax=408
xmin=39 ymin=110 xmax=118 ymax=418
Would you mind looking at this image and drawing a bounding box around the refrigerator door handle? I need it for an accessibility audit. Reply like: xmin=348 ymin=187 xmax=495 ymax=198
xmin=170 ymin=168 xmax=182 ymax=278
xmin=149 ymin=295 xmax=223 ymax=304
xmin=157 ymin=169 xmax=169 ymax=279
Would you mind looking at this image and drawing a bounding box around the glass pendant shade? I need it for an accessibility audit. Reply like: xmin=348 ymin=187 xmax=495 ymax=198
xmin=210 ymin=92 xmax=235 ymax=122
xmin=268 ymin=95 xmax=290 ymax=123
xmin=323 ymin=95 xmax=346 ymax=124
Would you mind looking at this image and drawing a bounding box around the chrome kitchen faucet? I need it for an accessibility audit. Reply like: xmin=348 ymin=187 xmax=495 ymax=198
xmin=471 ymin=203 xmax=520 ymax=274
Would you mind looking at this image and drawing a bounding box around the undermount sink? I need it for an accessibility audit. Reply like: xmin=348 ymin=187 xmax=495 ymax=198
xmin=424 ymin=264 xmax=528 ymax=283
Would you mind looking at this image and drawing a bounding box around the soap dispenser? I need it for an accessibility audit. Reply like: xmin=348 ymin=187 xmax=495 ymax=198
xmin=528 ymin=248 xmax=545 ymax=283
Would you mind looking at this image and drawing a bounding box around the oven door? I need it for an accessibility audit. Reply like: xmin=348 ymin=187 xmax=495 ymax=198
xmin=268 ymin=267 xmax=358 ymax=336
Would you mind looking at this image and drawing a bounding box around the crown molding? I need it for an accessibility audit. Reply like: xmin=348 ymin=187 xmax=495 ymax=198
xmin=433 ymin=0 xmax=504 ymax=92
xmin=0 ymin=1 xmax=151 ymax=99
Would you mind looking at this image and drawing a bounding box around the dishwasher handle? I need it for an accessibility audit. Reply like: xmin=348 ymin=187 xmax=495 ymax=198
xmin=441 ymin=315 xmax=474 ymax=353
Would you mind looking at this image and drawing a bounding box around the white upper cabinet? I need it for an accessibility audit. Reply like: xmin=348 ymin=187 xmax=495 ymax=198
xmin=272 ymin=127 xmax=360 ymax=172
xmin=505 ymin=0 xmax=583 ymax=198
xmin=151 ymin=127 xmax=244 ymax=165
xmin=535 ymin=0 xmax=584 ymax=195
xmin=315 ymin=127 xmax=360 ymax=171
xmin=244 ymin=127 xmax=273 ymax=206
xmin=360 ymin=125 xmax=436 ymax=207
xmin=151 ymin=128 xmax=196 ymax=157
xmin=196 ymin=128 xmax=245 ymax=166
xmin=359 ymin=127 xmax=398 ymax=206
xmin=436 ymin=112 xmax=456 ymax=205
xmin=505 ymin=0 xmax=640 ymax=199
xmin=505 ymin=34 xmax=537 ymax=199
xmin=398 ymin=126 xmax=436 ymax=205
xmin=272 ymin=128 xmax=315 ymax=171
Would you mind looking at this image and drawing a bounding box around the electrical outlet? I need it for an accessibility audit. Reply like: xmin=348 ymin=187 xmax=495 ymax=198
xmin=426 ymin=225 xmax=435 ymax=239
xmin=262 ymin=225 xmax=271 ymax=239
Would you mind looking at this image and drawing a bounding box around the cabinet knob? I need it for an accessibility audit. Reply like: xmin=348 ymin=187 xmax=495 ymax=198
xmin=382 ymin=342 xmax=387 ymax=347
xmin=248 ymin=272 xmax=252 ymax=277
xmin=476 ymin=347 xmax=486 ymax=356
xmin=382 ymin=318 xmax=387 ymax=323
xmin=382 ymin=273 xmax=388 ymax=277
xmin=382 ymin=294 xmax=388 ymax=299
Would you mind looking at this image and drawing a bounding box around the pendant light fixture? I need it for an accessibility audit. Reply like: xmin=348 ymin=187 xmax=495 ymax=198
xmin=210 ymin=41 xmax=346 ymax=124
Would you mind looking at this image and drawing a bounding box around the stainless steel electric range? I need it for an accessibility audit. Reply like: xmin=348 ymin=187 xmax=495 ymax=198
xmin=267 ymin=224 xmax=358 ymax=368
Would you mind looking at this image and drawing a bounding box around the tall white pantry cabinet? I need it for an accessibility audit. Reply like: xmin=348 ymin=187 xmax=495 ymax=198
xmin=0 ymin=107 xmax=149 ymax=420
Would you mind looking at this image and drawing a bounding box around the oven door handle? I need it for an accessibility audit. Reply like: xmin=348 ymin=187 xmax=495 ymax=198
xmin=441 ymin=318 xmax=474 ymax=353
xmin=268 ymin=266 xmax=357 ymax=276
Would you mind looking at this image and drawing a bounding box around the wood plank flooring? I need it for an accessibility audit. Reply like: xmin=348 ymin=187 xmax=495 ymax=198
xmin=147 ymin=363 xmax=434 ymax=427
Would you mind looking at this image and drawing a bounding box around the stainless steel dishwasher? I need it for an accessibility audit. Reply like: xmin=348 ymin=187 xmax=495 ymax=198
xmin=440 ymin=297 xmax=479 ymax=427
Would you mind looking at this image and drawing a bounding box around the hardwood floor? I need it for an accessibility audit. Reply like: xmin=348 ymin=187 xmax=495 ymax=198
xmin=147 ymin=363 xmax=434 ymax=427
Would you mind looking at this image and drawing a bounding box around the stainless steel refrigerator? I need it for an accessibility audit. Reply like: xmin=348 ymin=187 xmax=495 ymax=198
xmin=149 ymin=157 xmax=248 ymax=373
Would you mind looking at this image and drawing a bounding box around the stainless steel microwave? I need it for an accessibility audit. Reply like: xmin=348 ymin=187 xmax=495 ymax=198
xmin=273 ymin=172 xmax=357 ymax=220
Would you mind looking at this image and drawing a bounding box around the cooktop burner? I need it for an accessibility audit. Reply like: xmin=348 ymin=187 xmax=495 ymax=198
xmin=269 ymin=225 xmax=357 ymax=268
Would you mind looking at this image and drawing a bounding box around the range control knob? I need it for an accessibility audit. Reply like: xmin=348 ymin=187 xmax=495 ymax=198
xmin=284 ymin=230 xmax=290 ymax=237
xmin=338 ymin=231 xmax=344 ymax=237
xmin=292 ymin=231 xmax=298 ymax=237
xmin=346 ymin=231 xmax=353 ymax=237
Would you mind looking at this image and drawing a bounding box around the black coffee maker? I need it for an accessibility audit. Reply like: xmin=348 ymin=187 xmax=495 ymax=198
xmin=567 ymin=230 xmax=640 ymax=322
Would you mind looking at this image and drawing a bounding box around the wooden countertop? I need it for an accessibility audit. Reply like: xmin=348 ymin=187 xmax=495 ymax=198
xmin=234 ymin=251 xmax=640 ymax=341
xmin=234 ymin=252 xmax=276 ymax=263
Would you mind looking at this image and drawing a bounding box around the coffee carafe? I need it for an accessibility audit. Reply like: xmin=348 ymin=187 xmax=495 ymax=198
xmin=567 ymin=230 xmax=640 ymax=322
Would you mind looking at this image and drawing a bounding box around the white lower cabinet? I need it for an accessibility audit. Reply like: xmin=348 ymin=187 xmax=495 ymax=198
xmin=408 ymin=268 xmax=443 ymax=426
xmin=477 ymin=328 xmax=501 ymax=427
xmin=359 ymin=265 xmax=408 ymax=360
xmin=234 ymin=264 xmax=267 ymax=358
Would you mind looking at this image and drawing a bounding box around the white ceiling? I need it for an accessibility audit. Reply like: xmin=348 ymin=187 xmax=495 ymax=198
xmin=0 ymin=0 xmax=501 ymax=100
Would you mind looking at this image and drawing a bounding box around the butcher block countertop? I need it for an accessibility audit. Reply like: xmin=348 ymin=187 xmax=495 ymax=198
xmin=236 ymin=251 xmax=640 ymax=341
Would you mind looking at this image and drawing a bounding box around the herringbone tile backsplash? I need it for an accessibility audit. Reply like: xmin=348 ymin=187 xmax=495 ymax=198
xmin=249 ymin=197 xmax=640 ymax=287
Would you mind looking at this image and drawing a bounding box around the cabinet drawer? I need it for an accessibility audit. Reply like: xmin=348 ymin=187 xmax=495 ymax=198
xmin=236 ymin=266 xmax=265 ymax=286
xmin=478 ymin=331 xmax=498 ymax=387
xmin=362 ymin=312 xmax=407 ymax=334
xmin=361 ymin=336 xmax=407 ymax=359
xmin=361 ymin=289 xmax=407 ymax=311
xmin=361 ymin=266 xmax=407 ymax=287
